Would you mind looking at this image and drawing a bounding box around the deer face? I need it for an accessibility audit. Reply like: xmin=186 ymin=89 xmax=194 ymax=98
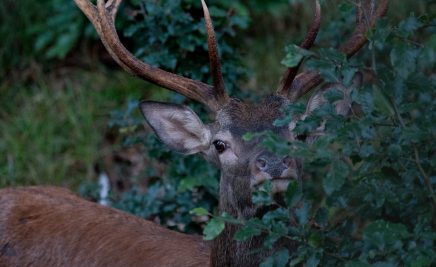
xmin=140 ymin=94 xmax=305 ymax=216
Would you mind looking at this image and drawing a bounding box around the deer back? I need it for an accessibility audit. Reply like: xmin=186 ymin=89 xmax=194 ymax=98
xmin=0 ymin=186 xmax=210 ymax=267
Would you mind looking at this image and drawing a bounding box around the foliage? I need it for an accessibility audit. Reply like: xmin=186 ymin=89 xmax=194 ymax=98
xmin=0 ymin=70 xmax=149 ymax=188
xmin=1 ymin=0 xmax=434 ymax=266
xmin=0 ymin=0 xmax=87 ymax=78
xmin=120 ymin=0 xmax=249 ymax=96
xmin=31 ymin=0 xmax=87 ymax=60
xmin=205 ymin=3 xmax=436 ymax=266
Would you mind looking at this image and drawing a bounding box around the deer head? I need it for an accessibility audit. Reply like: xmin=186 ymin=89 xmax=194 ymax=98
xmin=74 ymin=0 xmax=388 ymax=265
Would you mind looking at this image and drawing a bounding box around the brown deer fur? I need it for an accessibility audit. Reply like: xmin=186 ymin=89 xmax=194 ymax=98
xmin=0 ymin=186 xmax=210 ymax=267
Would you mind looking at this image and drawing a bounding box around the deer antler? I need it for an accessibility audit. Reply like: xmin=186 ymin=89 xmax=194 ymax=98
xmin=74 ymin=0 xmax=228 ymax=111
xmin=277 ymin=0 xmax=321 ymax=97
xmin=282 ymin=0 xmax=389 ymax=102
xmin=201 ymin=0 xmax=228 ymax=105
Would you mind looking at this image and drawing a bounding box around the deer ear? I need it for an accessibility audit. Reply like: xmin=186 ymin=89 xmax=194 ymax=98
xmin=139 ymin=101 xmax=211 ymax=155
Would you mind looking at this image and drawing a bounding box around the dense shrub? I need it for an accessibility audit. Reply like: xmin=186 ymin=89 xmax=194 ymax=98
xmin=201 ymin=3 xmax=436 ymax=266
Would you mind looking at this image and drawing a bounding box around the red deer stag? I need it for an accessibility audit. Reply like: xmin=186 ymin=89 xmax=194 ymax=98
xmin=0 ymin=0 xmax=388 ymax=266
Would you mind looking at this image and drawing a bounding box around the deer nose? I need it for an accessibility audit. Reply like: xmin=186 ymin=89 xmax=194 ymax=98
xmin=254 ymin=153 xmax=290 ymax=176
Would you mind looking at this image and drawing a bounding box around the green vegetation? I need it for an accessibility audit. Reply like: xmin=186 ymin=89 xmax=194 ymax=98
xmin=0 ymin=70 xmax=145 ymax=187
xmin=1 ymin=0 xmax=435 ymax=266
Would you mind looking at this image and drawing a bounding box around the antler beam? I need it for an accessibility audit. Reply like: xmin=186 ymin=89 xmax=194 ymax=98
xmin=282 ymin=0 xmax=389 ymax=102
xmin=74 ymin=0 xmax=228 ymax=111
xmin=277 ymin=1 xmax=321 ymax=97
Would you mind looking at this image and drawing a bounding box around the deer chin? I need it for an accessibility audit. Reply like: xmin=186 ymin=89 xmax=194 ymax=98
xmin=271 ymin=178 xmax=292 ymax=194
xmin=251 ymin=175 xmax=296 ymax=195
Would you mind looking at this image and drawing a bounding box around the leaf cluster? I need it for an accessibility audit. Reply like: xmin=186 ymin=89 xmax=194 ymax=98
xmin=203 ymin=4 xmax=436 ymax=267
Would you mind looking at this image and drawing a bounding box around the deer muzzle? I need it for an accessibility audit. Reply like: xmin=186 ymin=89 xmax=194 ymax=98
xmin=251 ymin=152 xmax=300 ymax=193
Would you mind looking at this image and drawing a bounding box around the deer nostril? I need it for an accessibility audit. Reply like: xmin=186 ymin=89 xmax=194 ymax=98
xmin=256 ymin=158 xmax=268 ymax=171
xmin=282 ymin=156 xmax=292 ymax=168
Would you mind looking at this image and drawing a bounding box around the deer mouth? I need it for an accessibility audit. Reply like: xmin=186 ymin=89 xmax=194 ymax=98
xmin=271 ymin=178 xmax=293 ymax=193
xmin=252 ymin=176 xmax=296 ymax=194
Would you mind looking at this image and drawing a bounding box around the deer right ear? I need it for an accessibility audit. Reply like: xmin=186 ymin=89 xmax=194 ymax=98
xmin=139 ymin=101 xmax=212 ymax=155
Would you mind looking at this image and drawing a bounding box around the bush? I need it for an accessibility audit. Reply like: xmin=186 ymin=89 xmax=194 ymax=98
xmin=205 ymin=3 xmax=436 ymax=266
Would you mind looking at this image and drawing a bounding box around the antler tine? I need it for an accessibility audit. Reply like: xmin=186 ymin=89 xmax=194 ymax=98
xmin=339 ymin=0 xmax=388 ymax=57
xmin=106 ymin=0 xmax=123 ymax=21
xmin=287 ymin=0 xmax=389 ymax=102
xmin=74 ymin=0 xmax=223 ymax=111
xmin=277 ymin=1 xmax=321 ymax=98
xmin=288 ymin=71 xmax=322 ymax=101
xmin=74 ymin=0 xmax=132 ymax=72
xmin=201 ymin=0 xmax=229 ymax=105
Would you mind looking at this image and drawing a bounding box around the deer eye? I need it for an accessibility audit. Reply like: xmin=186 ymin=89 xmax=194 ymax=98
xmin=213 ymin=140 xmax=227 ymax=154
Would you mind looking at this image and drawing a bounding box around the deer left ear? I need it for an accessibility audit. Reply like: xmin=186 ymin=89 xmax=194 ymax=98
xmin=139 ymin=101 xmax=212 ymax=155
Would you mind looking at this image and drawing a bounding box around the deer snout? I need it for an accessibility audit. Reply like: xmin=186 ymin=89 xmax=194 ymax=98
xmin=252 ymin=152 xmax=300 ymax=193
xmin=254 ymin=152 xmax=292 ymax=177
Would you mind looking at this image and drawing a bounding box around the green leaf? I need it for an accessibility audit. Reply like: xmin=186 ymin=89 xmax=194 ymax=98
xmin=234 ymin=221 xmax=262 ymax=241
xmin=407 ymin=255 xmax=433 ymax=267
xmin=295 ymin=201 xmax=311 ymax=225
xmin=342 ymin=67 xmax=358 ymax=87
xmin=345 ymin=261 xmax=371 ymax=267
xmin=314 ymin=207 xmax=328 ymax=228
xmin=219 ymin=212 xmax=242 ymax=225
xmin=260 ymin=256 xmax=274 ymax=267
xmin=178 ymin=177 xmax=201 ymax=192
xmin=308 ymin=232 xmax=323 ymax=248
xmin=273 ymin=114 xmax=293 ymax=127
xmin=398 ymin=16 xmax=422 ymax=38
xmin=285 ymin=180 xmax=302 ymax=207
xmin=373 ymin=85 xmax=395 ymax=116
xmin=390 ymin=44 xmax=420 ymax=79
xmin=260 ymin=249 xmax=290 ymax=267
xmin=323 ymin=160 xmax=349 ymax=195
xmin=242 ymin=132 xmax=254 ymax=141
xmin=306 ymin=251 xmax=321 ymax=267
xmin=363 ymin=220 xmax=409 ymax=250
xmin=281 ymin=44 xmax=315 ymax=67
xmin=203 ymin=218 xmax=225 ymax=241
xmin=190 ymin=207 xmax=209 ymax=216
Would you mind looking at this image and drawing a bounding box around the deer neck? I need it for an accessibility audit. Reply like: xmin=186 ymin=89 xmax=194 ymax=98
xmin=210 ymin=172 xmax=295 ymax=267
